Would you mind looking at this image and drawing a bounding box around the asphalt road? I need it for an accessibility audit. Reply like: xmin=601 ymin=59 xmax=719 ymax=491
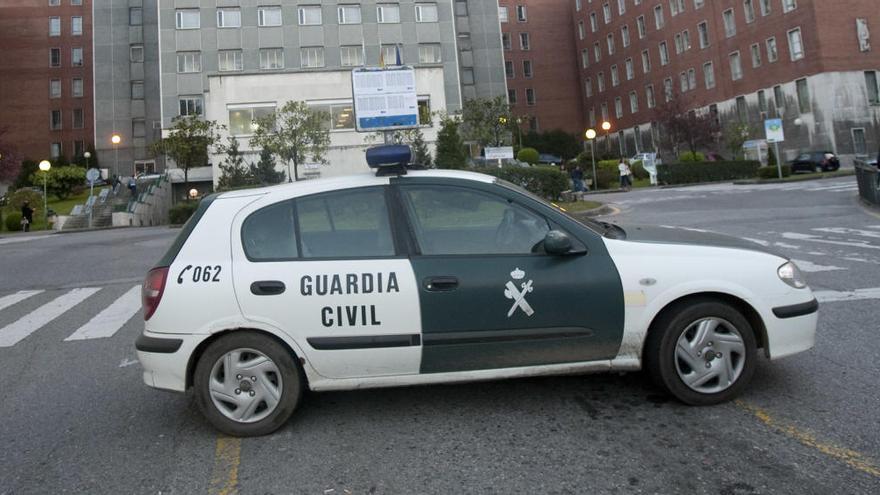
xmin=0 ymin=177 xmax=878 ymax=494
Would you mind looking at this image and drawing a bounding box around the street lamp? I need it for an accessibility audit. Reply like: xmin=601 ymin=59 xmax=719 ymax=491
xmin=39 ymin=160 xmax=51 ymax=227
xmin=515 ymin=117 xmax=523 ymax=148
xmin=600 ymin=121 xmax=612 ymax=155
xmin=83 ymin=150 xmax=91 ymax=168
xmin=111 ymin=133 xmax=121 ymax=178
xmin=189 ymin=188 xmax=198 ymax=200
xmin=585 ymin=129 xmax=598 ymax=191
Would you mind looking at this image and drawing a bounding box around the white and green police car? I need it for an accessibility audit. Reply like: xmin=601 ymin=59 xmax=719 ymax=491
xmin=137 ymin=146 xmax=817 ymax=437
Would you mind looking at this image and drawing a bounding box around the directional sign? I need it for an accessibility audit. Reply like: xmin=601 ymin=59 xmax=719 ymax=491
xmin=352 ymin=66 xmax=419 ymax=132
xmin=765 ymin=118 xmax=785 ymax=143
xmin=86 ymin=168 xmax=101 ymax=184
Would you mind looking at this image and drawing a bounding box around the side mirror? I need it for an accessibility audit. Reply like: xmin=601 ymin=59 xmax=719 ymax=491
xmin=544 ymin=230 xmax=578 ymax=255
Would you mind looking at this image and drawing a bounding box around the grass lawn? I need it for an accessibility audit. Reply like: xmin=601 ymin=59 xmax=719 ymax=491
xmin=1 ymin=187 xmax=109 ymax=232
xmin=553 ymin=200 xmax=603 ymax=213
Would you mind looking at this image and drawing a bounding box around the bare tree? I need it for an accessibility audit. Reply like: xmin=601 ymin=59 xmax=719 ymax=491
xmin=653 ymin=97 xmax=720 ymax=157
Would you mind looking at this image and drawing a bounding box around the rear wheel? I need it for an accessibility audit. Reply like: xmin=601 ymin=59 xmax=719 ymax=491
xmin=644 ymin=300 xmax=757 ymax=405
xmin=194 ymin=332 xmax=303 ymax=436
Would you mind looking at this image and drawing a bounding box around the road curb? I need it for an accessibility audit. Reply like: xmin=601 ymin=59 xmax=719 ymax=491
xmin=733 ymin=170 xmax=856 ymax=185
xmin=572 ymin=204 xmax=616 ymax=218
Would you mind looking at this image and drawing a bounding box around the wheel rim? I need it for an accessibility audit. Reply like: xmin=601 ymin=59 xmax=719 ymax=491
xmin=208 ymin=348 xmax=283 ymax=424
xmin=674 ymin=317 xmax=746 ymax=395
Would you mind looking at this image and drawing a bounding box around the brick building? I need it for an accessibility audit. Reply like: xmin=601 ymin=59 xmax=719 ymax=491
xmin=572 ymin=0 xmax=880 ymax=163
xmin=500 ymin=1 xmax=585 ymax=136
xmin=0 ymin=0 xmax=94 ymax=163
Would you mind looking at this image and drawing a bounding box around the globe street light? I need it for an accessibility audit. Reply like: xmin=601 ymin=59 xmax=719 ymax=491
xmin=585 ymin=129 xmax=598 ymax=191
xmin=39 ymin=160 xmax=51 ymax=227
xmin=83 ymin=150 xmax=91 ymax=168
xmin=600 ymin=121 xmax=613 ymax=155
xmin=111 ymin=133 xmax=121 ymax=179
xmin=189 ymin=188 xmax=199 ymax=200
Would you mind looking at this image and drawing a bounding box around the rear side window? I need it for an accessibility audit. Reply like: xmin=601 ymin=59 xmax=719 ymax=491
xmin=297 ymin=188 xmax=394 ymax=258
xmin=241 ymin=201 xmax=298 ymax=261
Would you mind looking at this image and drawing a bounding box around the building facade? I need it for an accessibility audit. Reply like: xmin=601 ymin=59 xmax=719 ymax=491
xmin=500 ymin=1 xmax=585 ymax=135
xmin=573 ymin=0 xmax=880 ymax=163
xmin=0 ymin=0 xmax=95 ymax=163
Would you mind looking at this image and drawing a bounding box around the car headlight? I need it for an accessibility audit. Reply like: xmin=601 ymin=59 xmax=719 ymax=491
xmin=778 ymin=261 xmax=807 ymax=289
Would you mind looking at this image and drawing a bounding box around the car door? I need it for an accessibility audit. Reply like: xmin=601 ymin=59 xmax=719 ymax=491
xmin=395 ymin=178 xmax=624 ymax=374
xmin=231 ymin=186 xmax=423 ymax=380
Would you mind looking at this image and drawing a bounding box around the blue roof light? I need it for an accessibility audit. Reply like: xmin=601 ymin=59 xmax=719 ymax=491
xmin=366 ymin=145 xmax=412 ymax=169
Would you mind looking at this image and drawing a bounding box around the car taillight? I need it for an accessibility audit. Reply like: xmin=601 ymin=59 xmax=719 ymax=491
xmin=142 ymin=267 xmax=169 ymax=321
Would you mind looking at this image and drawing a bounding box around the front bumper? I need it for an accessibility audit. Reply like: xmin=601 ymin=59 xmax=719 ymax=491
xmin=764 ymin=297 xmax=818 ymax=360
xmin=136 ymin=330 xmax=208 ymax=392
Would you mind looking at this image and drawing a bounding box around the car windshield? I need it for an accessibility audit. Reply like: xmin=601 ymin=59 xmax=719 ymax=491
xmin=494 ymin=178 xmax=608 ymax=236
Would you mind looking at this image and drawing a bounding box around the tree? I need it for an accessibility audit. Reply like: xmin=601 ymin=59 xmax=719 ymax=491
xmin=216 ymin=137 xmax=254 ymax=191
xmin=517 ymin=147 xmax=540 ymax=165
xmin=149 ymin=115 xmax=223 ymax=192
xmin=522 ymin=129 xmax=582 ymax=160
xmin=250 ymin=148 xmax=286 ymax=185
xmin=434 ymin=115 xmax=468 ymax=169
xmin=460 ymin=96 xmax=513 ymax=148
xmin=654 ymin=97 xmax=720 ymax=157
xmin=250 ymin=101 xmax=330 ymax=182
xmin=367 ymin=128 xmax=433 ymax=167
xmin=724 ymin=123 xmax=754 ymax=160
xmin=29 ymin=166 xmax=86 ymax=200
xmin=0 ymin=127 xmax=23 ymax=185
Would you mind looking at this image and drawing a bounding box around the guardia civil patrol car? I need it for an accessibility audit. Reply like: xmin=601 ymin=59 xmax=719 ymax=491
xmin=136 ymin=146 xmax=818 ymax=437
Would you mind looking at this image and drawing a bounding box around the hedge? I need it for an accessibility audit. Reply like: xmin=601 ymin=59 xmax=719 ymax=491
xmin=657 ymin=161 xmax=761 ymax=185
xmin=169 ymin=200 xmax=200 ymax=225
xmin=5 ymin=212 xmax=23 ymax=232
xmin=757 ymin=165 xmax=792 ymax=179
xmin=476 ymin=165 xmax=569 ymax=200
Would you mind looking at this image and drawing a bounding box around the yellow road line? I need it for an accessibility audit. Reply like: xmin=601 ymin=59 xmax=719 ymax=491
xmin=736 ymin=400 xmax=880 ymax=478
xmin=209 ymin=436 xmax=241 ymax=495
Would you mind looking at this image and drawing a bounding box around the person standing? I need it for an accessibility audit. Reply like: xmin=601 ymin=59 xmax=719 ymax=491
xmin=570 ymin=166 xmax=585 ymax=192
xmin=618 ymin=158 xmax=632 ymax=191
xmin=128 ymin=176 xmax=137 ymax=198
xmin=21 ymin=201 xmax=34 ymax=232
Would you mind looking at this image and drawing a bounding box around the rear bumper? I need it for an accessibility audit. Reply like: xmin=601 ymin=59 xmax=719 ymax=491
xmin=136 ymin=330 xmax=207 ymax=393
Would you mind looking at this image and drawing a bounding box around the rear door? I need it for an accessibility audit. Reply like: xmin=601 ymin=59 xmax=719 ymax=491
xmin=231 ymin=186 xmax=422 ymax=379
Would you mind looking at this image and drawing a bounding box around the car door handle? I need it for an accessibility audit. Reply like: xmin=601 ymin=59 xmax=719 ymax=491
xmin=250 ymin=280 xmax=286 ymax=296
xmin=424 ymin=276 xmax=459 ymax=292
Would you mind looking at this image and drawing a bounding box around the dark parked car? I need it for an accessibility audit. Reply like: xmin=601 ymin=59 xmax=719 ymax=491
xmin=790 ymin=151 xmax=841 ymax=173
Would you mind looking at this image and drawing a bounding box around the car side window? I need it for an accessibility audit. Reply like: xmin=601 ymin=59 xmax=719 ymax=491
xmin=296 ymin=187 xmax=395 ymax=258
xmin=401 ymin=185 xmax=550 ymax=255
xmin=241 ymin=201 xmax=298 ymax=261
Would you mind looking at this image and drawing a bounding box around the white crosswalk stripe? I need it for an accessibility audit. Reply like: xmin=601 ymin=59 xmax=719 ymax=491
xmin=0 ymin=290 xmax=44 ymax=312
xmin=64 ymin=285 xmax=142 ymax=342
xmin=0 ymin=288 xmax=100 ymax=347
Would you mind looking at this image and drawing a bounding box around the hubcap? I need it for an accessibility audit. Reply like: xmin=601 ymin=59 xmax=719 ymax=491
xmin=209 ymin=348 xmax=282 ymax=423
xmin=674 ymin=317 xmax=746 ymax=394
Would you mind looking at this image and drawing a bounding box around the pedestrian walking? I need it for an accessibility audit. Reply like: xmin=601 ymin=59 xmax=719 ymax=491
xmin=570 ymin=166 xmax=585 ymax=192
xmin=618 ymin=158 xmax=632 ymax=191
xmin=20 ymin=201 xmax=34 ymax=232
xmin=128 ymin=176 xmax=137 ymax=198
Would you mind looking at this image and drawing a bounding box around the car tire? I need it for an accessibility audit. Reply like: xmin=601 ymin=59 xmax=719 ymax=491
xmin=194 ymin=332 xmax=303 ymax=437
xmin=644 ymin=299 xmax=757 ymax=406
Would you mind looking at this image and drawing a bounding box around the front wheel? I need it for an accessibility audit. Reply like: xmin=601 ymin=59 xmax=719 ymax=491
xmin=194 ymin=332 xmax=303 ymax=436
xmin=644 ymin=300 xmax=757 ymax=405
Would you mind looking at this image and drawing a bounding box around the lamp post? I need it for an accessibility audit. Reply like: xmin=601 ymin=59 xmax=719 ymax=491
xmin=39 ymin=160 xmax=51 ymax=228
xmin=189 ymin=188 xmax=198 ymax=201
xmin=585 ymin=129 xmax=597 ymax=191
xmin=515 ymin=117 xmax=523 ymax=148
xmin=601 ymin=121 xmax=612 ymax=156
xmin=111 ymin=133 xmax=121 ymax=179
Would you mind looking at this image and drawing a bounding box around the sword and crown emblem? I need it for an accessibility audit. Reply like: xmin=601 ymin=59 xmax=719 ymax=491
xmin=504 ymin=267 xmax=534 ymax=317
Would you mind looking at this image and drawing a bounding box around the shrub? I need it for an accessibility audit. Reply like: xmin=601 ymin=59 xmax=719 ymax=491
xmin=630 ymin=161 xmax=648 ymax=180
xmin=169 ymin=200 xmax=200 ymax=225
xmin=477 ymin=165 xmax=569 ymax=200
xmin=6 ymin=188 xmax=44 ymax=213
xmin=679 ymin=151 xmax=706 ymax=162
xmin=516 ymin=147 xmax=540 ymax=165
xmin=5 ymin=212 xmax=23 ymax=232
xmin=657 ymin=161 xmax=761 ymax=185
xmin=757 ymin=165 xmax=792 ymax=179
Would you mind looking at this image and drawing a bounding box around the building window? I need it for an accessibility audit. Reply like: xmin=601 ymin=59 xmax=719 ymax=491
xmin=736 ymin=96 xmax=747 ymax=121
xmin=499 ymin=6 xmax=508 ymax=23
xmin=603 ymin=3 xmax=611 ymax=23
xmin=218 ymin=50 xmax=243 ymax=71
xmin=517 ymin=5 xmax=528 ymax=22
xmin=72 ymin=108 xmax=84 ymax=129
xmin=594 ymin=42 xmax=601 ymax=62
xmin=419 ymin=44 xmax=442 ymax=63
xmin=611 ymin=65 xmax=619 ymax=86
xmin=380 ymin=44 xmax=398 ymax=64
xmin=758 ymin=90 xmax=768 ymax=113
xmin=766 ymin=37 xmax=779 ymax=62
xmin=179 ymin=96 xmax=203 ymax=116
xmin=503 ymin=33 xmax=512 ymax=50
xmin=72 ymin=78 xmax=83 ymax=97
xmin=680 ymin=72 xmax=688 ymax=92
xmin=49 ymin=17 xmax=61 ymax=36
xmin=50 ymin=48 xmax=61 ymax=67
xmin=852 ymin=128 xmax=867 ymax=155
xmin=298 ymin=6 xmax=322 ymax=25
xmin=340 ymin=46 xmax=364 ymax=67
xmin=751 ymin=43 xmax=762 ymax=67
xmin=601 ymin=102 xmax=609 ymax=121
xmin=865 ymin=71 xmax=880 ymax=105
xmin=50 ymin=110 xmax=62 ymax=130
xmin=637 ymin=15 xmax=646 ymax=38
xmin=309 ymin=101 xmax=358 ymax=130
xmin=71 ymin=16 xmax=82 ymax=35
xmin=49 ymin=79 xmax=61 ymax=98
xmin=857 ymin=18 xmax=871 ymax=52
xmin=130 ymin=45 xmax=144 ymax=63
xmin=51 ymin=143 xmax=62 ymax=158
xmin=526 ymin=88 xmax=535 ymax=105
xmin=177 ymin=52 xmax=201 ymax=73
xmin=72 ymin=47 xmax=83 ymax=66
xmin=625 ymin=58 xmax=634 ymax=80
xmin=589 ymin=108 xmax=596 ymax=126
xmin=229 ymin=105 xmax=275 ymax=135
xmin=578 ymin=21 xmax=585 ymax=40
xmin=646 ymin=85 xmax=656 ymax=108
xmin=743 ymin=0 xmax=755 ymax=23
xmin=505 ymin=60 xmax=514 ymax=78
xmin=520 ymin=33 xmax=530 ymax=50
xmin=300 ymin=47 xmax=325 ymax=68
xmin=622 ymin=25 xmax=631 ymax=47
xmin=590 ymin=12 xmax=598 ymax=32
xmin=338 ymin=5 xmax=362 ymax=24
xmin=598 ymin=72 xmax=605 ymax=92
xmin=576 ymin=0 xmax=582 ymax=12
xmin=630 ymin=91 xmax=639 ymax=113
xmin=688 ymin=68 xmax=696 ymax=90
xmin=641 ymin=50 xmax=651 ymax=72
xmin=663 ymin=78 xmax=673 ymax=101
xmin=585 ymin=78 xmax=592 ymax=97
xmin=607 ymin=33 xmax=615 ymax=54
xmin=132 ymin=119 xmax=146 ymax=138
xmin=659 ymin=41 xmax=669 ymax=65
xmin=259 ymin=48 xmax=284 ymax=70
xmin=783 ymin=0 xmax=797 ymax=13
xmin=377 ymin=4 xmax=401 ymax=23
xmin=258 ymin=6 xmax=282 ymax=27
xmin=774 ymin=85 xmax=784 ymax=108
xmin=49 ymin=0 xmax=60 ymax=5
xmin=760 ymin=0 xmax=771 ymax=16
xmin=508 ymin=89 xmax=517 ymax=104
xmin=788 ymin=28 xmax=804 ymax=60
xmin=654 ymin=6 xmax=664 ymax=29
xmin=131 ymin=81 xmax=144 ymax=99
xmin=729 ymin=51 xmax=743 ymax=80
xmin=217 ymin=8 xmax=241 ymax=28
xmin=703 ymin=61 xmax=715 ymax=88
xmin=581 ymin=49 xmax=589 ymax=68
xmin=176 ymin=9 xmax=200 ymax=29
xmin=522 ymin=60 xmax=533 ymax=78
xmin=698 ymin=21 xmax=709 ymax=48
xmin=723 ymin=9 xmax=736 ymax=37
xmin=529 ymin=117 xmax=538 ymax=133
xmin=129 ymin=7 xmax=142 ymax=26
xmin=415 ymin=3 xmax=438 ymax=22
xmin=74 ymin=140 xmax=84 ymax=158
xmin=675 ymin=33 xmax=684 ymax=54
xmin=796 ymin=78 xmax=810 ymax=113
xmin=614 ymin=97 xmax=623 ymax=118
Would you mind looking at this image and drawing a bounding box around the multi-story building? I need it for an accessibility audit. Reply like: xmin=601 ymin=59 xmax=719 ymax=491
xmin=500 ymin=1 xmax=584 ymax=136
xmin=0 ymin=0 xmax=94 ymax=163
xmin=573 ymin=0 xmax=880 ymax=163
